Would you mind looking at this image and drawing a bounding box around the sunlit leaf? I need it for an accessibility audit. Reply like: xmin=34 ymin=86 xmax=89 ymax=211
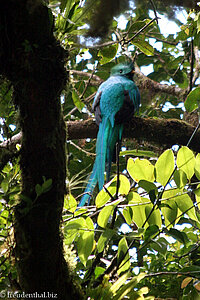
xmin=132 ymin=39 xmax=154 ymax=56
xmin=185 ymin=87 xmax=200 ymax=112
xmin=175 ymin=193 xmax=198 ymax=222
xmin=109 ymin=272 xmax=131 ymax=294
xmin=128 ymin=192 xmax=148 ymax=228
xmin=97 ymin=229 xmax=114 ymax=253
xmin=77 ymin=229 xmax=94 ymax=266
xmin=174 ymin=169 xmax=187 ymax=188
xmin=195 ymin=153 xmax=200 ymax=180
xmin=120 ymin=149 xmax=157 ymax=158
xmin=155 ymin=149 xmax=175 ymax=186
xmin=98 ymin=44 xmax=118 ymax=64
xmin=127 ymin=158 xmax=155 ymax=182
xmin=113 ymin=273 xmax=146 ymax=300
xmin=97 ymin=205 xmax=115 ymax=228
xmin=65 ymin=193 xmax=77 ymax=212
xmin=64 ymin=217 xmax=86 ymax=231
xmin=72 ymin=90 xmax=84 ymax=111
xmin=95 ymin=175 xmax=129 ymax=208
xmin=177 ymin=146 xmax=195 ymax=179
xmin=117 ymin=237 xmax=130 ymax=275
xmin=145 ymin=204 xmax=162 ymax=228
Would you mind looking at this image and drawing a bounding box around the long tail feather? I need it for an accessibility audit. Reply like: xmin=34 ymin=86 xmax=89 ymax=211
xmin=106 ymin=124 xmax=123 ymax=182
xmin=96 ymin=117 xmax=111 ymax=190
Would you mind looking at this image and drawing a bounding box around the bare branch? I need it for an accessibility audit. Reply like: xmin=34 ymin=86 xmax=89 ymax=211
xmin=134 ymin=65 xmax=186 ymax=98
xmin=192 ymin=46 xmax=200 ymax=86
xmin=0 ymin=132 xmax=22 ymax=150
xmin=70 ymin=70 xmax=103 ymax=84
xmin=71 ymin=67 xmax=186 ymax=99
xmin=67 ymin=117 xmax=200 ymax=153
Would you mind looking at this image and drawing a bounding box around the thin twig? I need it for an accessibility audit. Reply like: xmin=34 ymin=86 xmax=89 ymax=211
xmin=69 ymin=140 xmax=96 ymax=156
xmin=126 ymin=17 xmax=159 ymax=44
xmin=189 ymin=38 xmax=194 ymax=93
xmin=149 ymin=0 xmax=159 ymax=24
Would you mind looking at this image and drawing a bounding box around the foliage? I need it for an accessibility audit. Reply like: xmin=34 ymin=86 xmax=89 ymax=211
xmin=0 ymin=0 xmax=200 ymax=299
xmin=64 ymin=147 xmax=200 ymax=299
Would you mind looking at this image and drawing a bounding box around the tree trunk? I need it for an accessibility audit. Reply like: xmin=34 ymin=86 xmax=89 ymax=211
xmin=0 ymin=1 xmax=82 ymax=298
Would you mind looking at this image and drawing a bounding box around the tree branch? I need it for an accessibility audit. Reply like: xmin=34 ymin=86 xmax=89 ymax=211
xmin=67 ymin=117 xmax=200 ymax=153
xmin=193 ymin=45 xmax=200 ymax=86
xmin=71 ymin=67 xmax=186 ymax=99
xmin=2 ymin=117 xmax=200 ymax=162
xmin=134 ymin=65 xmax=185 ymax=98
xmin=70 ymin=70 xmax=103 ymax=84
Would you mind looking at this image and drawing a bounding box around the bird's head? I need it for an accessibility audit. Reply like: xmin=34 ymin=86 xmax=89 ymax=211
xmin=110 ymin=62 xmax=134 ymax=78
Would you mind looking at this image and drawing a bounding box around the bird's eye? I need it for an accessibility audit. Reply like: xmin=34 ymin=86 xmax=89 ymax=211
xmin=119 ymin=69 xmax=123 ymax=73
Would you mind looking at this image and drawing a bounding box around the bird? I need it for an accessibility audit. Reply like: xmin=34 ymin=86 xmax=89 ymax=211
xmin=79 ymin=62 xmax=140 ymax=207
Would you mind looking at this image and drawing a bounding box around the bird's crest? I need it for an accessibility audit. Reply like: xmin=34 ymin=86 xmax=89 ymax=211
xmin=110 ymin=62 xmax=134 ymax=76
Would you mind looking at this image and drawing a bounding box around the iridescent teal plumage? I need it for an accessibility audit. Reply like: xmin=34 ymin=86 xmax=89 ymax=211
xmin=79 ymin=63 xmax=140 ymax=207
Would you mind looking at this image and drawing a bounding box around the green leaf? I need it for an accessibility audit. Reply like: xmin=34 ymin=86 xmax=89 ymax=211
xmin=97 ymin=205 xmax=115 ymax=228
xmin=195 ymin=184 xmax=200 ymax=210
xmin=145 ymin=204 xmax=162 ymax=228
xmin=175 ymin=193 xmax=198 ymax=222
xmin=72 ymin=90 xmax=84 ymax=112
xmin=64 ymin=217 xmax=86 ymax=231
xmin=109 ymin=272 xmax=131 ymax=295
xmin=65 ymin=193 xmax=77 ymax=212
xmin=98 ymin=44 xmax=118 ymax=64
xmin=144 ymin=225 xmax=160 ymax=241
xmin=120 ymin=149 xmax=157 ymax=158
xmin=128 ymin=19 xmax=152 ymax=32
xmin=123 ymin=206 xmax=133 ymax=225
xmin=166 ymin=228 xmax=188 ymax=244
xmin=155 ymin=149 xmax=175 ymax=186
xmin=113 ymin=273 xmax=146 ymax=300
xmin=195 ymin=153 xmax=200 ymax=180
xmin=174 ymin=169 xmax=187 ymax=188
xmin=127 ymin=158 xmax=155 ymax=182
xmin=95 ymin=175 xmax=130 ymax=208
xmin=150 ymin=237 xmax=168 ymax=256
xmin=117 ymin=237 xmax=130 ymax=275
xmin=60 ymin=0 xmax=71 ymax=13
xmin=185 ymin=87 xmax=200 ymax=112
xmin=1 ymin=179 xmax=9 ymax=193
xmin=94 ymin=266 xmax=105 ymax=279
xmin=35 ymin=184 xmax=43 ymax=197
xmin=177 ymin=146 xmax=195 ymax=180
xmin=112 ymin=175 xmax=130 ymax=195
xmin=97 ymin=229 xmax=114 ymax=253
xmin=128 ymin=192 xmax=147 ymax=227
xmin=96 ymin=188 xmax=113 ymax=208
xmin=86 ymin=216 xmax=94 ymax=230
xmin=35 ymin=178 xmax=52 ymax=197
xmin=64 ymin=231 xmax=77 ymax=245
xmin=161 ymin=190 xmax=178 ymax=227
xmin=138 ymin=180 xmax=158 ymax=194
xmin=42 ymin=178 xmax=52 ymax=193
xmin=132 ymin=39 xmax=154 ymax=56
xmin=64 ymin=218 xmax=86 ymax=244
xmin=77 ymin=229 xmax=94 ymax=266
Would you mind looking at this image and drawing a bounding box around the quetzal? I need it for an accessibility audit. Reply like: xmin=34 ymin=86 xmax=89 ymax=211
xmin=79 ymin=62 xmax=140 ymax=207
